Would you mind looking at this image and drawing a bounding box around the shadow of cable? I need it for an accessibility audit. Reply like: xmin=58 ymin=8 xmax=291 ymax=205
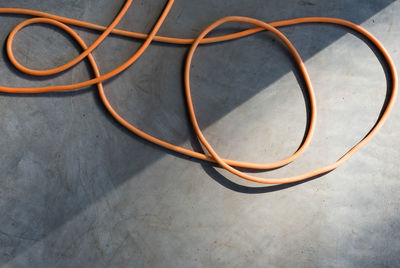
xmin=202 ymin=164 xmax=330 ymax=194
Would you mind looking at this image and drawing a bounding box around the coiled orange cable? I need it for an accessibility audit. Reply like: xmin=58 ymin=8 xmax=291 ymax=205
xmin=0 ymin=0 xmax=397 ymax=184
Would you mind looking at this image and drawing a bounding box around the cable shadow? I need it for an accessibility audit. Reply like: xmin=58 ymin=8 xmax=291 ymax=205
xmin=203 ymin=164 xmax=330 ymax=194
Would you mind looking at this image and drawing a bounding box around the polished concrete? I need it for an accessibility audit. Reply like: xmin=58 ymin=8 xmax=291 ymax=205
xmin=0 ymin=0 xmax=399 ymax=267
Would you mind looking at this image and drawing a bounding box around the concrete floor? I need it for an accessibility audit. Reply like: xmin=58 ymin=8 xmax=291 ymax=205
xmin=0 ymin=0 xmax=399 ymax=267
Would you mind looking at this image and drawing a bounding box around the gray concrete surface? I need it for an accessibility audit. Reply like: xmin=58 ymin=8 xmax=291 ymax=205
xmin=0 ymin=0 xmax=399 ymax=267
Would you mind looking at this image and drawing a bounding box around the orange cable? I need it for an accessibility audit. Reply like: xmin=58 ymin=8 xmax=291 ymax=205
xmin=0 ymin=0 xmax=397 ymax=184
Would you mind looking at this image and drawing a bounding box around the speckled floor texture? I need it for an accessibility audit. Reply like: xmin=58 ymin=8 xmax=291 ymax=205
xmin=0 ymin=0 xmax=399 ymax=267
